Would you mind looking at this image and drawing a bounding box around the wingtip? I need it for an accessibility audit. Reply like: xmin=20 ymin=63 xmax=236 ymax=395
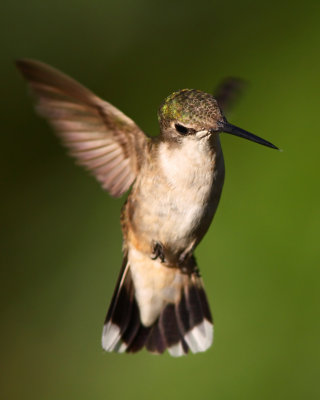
xmin=15 ymin=58 xmax=37 ymax=77
xmin=15 ymin=58 xmax=26 ymax=73
xmin=15 ymin=58 xmax=33 ymax=69
xmin=15 ymin=58 xmax=58 ymax=79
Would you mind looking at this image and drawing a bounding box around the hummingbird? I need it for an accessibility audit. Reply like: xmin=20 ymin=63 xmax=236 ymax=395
xmin=16 ymin=59 xmax=278 ymax=357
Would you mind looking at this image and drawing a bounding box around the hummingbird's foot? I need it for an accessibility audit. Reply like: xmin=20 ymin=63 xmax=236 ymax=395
xmin=178 ymin=241 xmax=196 ymax=265
xmin=151 ymin=241 xmax=166 ymax=263
xmin=178 ymin=251 xmax=190 ymax=265
xmin=180 ymin=255 xmax=201 ymax=277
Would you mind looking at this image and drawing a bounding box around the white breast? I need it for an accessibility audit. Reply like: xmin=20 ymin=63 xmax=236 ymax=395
xmin=157 ymin=137 xmax=217 ymax=245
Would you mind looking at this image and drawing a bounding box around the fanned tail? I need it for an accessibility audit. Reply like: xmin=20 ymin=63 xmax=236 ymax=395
xmin=102 ymin=256 xmax=213 ymax=356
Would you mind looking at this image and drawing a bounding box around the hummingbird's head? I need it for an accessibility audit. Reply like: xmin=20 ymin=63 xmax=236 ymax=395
xmin=158 ymin=89 xmax=224 ymax=139
xmin=158 ymin=89 xmax=278 ymax=149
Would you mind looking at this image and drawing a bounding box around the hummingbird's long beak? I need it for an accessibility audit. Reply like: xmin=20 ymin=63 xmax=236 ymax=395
xmin=221 ymin=122 xmax=279 ymax=150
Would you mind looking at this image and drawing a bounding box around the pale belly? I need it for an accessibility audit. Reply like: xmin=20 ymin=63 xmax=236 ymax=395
xmin=129 ymin=137 xmax=224 ymax=259
xmin=150 ymin=175 xmax=216 ymax=249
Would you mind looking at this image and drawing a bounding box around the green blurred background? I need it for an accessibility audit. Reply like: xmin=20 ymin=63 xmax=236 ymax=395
xmin=1 ymin=0 xmax=320 ymax=399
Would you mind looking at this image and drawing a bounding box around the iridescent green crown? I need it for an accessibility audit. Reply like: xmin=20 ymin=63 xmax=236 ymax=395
xmin=158 ymin=89 xmax=222 ymax=130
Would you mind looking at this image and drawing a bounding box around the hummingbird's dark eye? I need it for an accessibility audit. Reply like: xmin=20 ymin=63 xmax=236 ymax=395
xmin=175 ymin=123 xmax=189 ymax=135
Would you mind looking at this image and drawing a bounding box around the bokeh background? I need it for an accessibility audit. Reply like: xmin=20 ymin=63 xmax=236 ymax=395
xmin=1 ymin=1 xmax=320 ymax=399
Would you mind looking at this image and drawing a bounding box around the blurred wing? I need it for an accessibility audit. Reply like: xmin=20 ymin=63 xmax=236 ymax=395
xmin=214 ymin=77 xmax=248 ymax=114
xmin=16 ymin=59 xmax=148 ymax=197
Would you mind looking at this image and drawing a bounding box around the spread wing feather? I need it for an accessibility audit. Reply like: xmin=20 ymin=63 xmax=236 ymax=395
xmin=16 ymin=59 xmax=148 ymax=197
xmin=214 ymin=77 xmax=247 ymax=114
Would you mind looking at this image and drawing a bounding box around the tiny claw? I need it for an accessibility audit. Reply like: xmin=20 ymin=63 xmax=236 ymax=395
xmin=151 ymin=241 xmax=166 ymax=263
xmin=178 ymin=248 xmax=194 ymax=265
xmin=178 ymin=252 xmax=188 ymax=265
xmin=179 ymin=255 xmax=201 ymax=277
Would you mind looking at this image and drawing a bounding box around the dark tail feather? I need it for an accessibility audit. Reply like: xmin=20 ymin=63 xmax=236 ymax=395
xmin=126 ymin=325 xmax=150 ymax=353
xmin=102 ymin=257 xmax=142 ymax=353
xmin=157 ymin=274 xmax=213 ymax=357
xmin=102 ymin=260 xmax=213 ymax=356
xmin=175 ymin=274 xmax=213 ymax=354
